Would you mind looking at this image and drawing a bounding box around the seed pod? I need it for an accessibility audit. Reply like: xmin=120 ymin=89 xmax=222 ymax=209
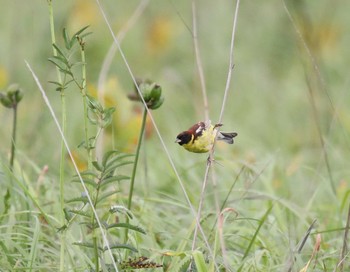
xmin=150 ymin=84 xmax=162 ymax=101
xmin=0 ymin=93 xmax=13 ymax=108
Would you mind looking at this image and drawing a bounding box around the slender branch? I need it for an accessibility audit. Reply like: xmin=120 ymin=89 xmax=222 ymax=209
xmin=192 ymin=0 xmax=209 ymax=122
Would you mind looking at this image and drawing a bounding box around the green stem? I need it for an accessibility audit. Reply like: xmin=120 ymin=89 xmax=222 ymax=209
xmin=10 ymin=105 xmax=17 ymax=171
xmin=127 ymin=108 xmax=147 ymax=210
xmin=48 ymin=1 xmax=66 ymax=271
xmin=80 ymin=45 xmax=92 ymax=170
xmin=48 ymin=0 xmax=62 ymax=83
xmin=91 ymin=185 xmax=101 ymax=271
xmin=125 ymin=108 xmax=147 ymax=242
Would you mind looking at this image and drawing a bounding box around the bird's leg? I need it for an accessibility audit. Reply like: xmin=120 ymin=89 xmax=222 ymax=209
xmin=207 ymin=155 xmax=215 ymax=166
xmin=214 ymin=123 xmax=223 ymax=129
xmin=207 ymin=156 xmax=224 ymax=167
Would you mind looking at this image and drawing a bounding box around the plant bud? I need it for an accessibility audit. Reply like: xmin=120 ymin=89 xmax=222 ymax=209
xmin=0 ymin=93 xmax=13 ymax=108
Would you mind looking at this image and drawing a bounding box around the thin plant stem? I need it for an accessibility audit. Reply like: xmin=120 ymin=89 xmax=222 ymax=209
xmin=9 ymin=105 xmax=17 ymax=171
xmin=192 ymin=0 xmax=209 ymax=122
xmin=128 ymin=108 xmax=147 ymax=210
xmin=79 ymin=43 xmax=92 ymax=170
xmin=78 ymin=37 xmax=98 ymax=270
xmin=48 ymin=2 xmax=66 ymax=271
xmin=91 ymin=186 xmax=101 ymax=272
xmin=124 ymin=108 xmax=147 ymax=242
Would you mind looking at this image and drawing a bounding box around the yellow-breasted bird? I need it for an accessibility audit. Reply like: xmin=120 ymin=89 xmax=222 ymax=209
xmin=175 ymin=121 xmax=237 ymax=153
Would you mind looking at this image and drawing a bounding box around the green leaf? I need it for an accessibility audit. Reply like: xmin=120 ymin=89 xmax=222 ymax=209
xmin=63 ymin=28 xmax=70 ymax=49
xmin=100 ymin=175 xmax=130 ymax=189
xmin=48 ymin=58 xmax=67 ymax=71
xmin=92 ymin=160 xmax=102 ymax=171
xmin=51 ymin=54 xmax=69 ymax=65
xmin=102 ymin=161 xmax=134 ymax=179
xmin=104 ymin=153 xmax=135 ymax=168
xmin=86 ymin=95 xmax=103 ymax=112
xmin=96 ymin=190 xmax=120 ymax=204
xmin=102 ymin=150 xmax=120 ymax=167
xmin=79 ymin=170 xmax=99 ymax=178
xmin=109 ymin=205 xmax=133 ymax=219
xmin=58 ymin=67 xmax=73 ymax=77
xmin=68 ymin=209 xmax=91 ymax=218
xmin=241 ymin=204 xmax=274 ymax=261
xmin=106 ymin=223 xmax=146 ymax=234
xmin=52 ymin=43 xmax=66 ymax=58
xmin=65 ymin=196 xmax=89 ymax=204
xmin=71 ymin=177 xmax=97 ymax=188
xmin=73 ymin=25 xmax=90 ymax=37
xmin=104 ymin=243 xmax=138 ymax=253
xmin=63 ymin=208 xmax=73 ymax=221
xmin=192 ymin=251 xmax=208 ymax=272
xmin=48 ymin=81 xmax=63 ymax=87
xmin=172 ymin=254 xmax=191 ymax=272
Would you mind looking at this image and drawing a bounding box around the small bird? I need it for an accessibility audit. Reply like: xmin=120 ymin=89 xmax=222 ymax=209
xmin=175 ymin=121 xmax=237 ymax=153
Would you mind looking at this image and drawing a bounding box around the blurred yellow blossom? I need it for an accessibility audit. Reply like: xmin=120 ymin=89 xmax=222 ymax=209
xmin=0 ymin=66 xmax=9 ymax=89
xmin=146 ymin=16 xmax=174 ymax=54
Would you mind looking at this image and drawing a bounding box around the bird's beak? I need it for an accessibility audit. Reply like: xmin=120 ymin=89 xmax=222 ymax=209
xmin=175 ymin=138 xmax=181 ymax=143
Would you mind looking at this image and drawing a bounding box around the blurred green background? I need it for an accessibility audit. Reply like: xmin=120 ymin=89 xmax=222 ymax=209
xmin=1 ymin=0 xmax=350 ymax=268
xmin=1 ymin=0 xmax=349 ymax=180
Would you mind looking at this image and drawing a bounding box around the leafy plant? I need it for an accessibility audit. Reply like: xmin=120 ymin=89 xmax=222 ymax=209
xmin=62 ymin=150 xmax=154 ymax=270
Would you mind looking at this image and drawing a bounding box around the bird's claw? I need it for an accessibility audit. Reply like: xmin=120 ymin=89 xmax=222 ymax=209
xmin=214 ymin=123 xmax=223 ymax=129
xmin=207 ymin=156 xmax=214 ymax=165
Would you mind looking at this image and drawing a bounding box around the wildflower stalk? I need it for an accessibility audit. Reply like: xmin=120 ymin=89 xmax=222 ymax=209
xmin=78 ymin=37 xmax=92 ymax=170
xmin=0 ymin=85 xmax=23 ymax=170
xmin=9 ymin=104 xmax=17 ymax=170
xmin=47 ymin=1 xmax=66 ymax=271
xmin=127 ymin=107 xmax=147 ymax=211
xmin=124 ymin=108 xmax=147 ymax=242
xmin=124 ymin=80 xmax=163 ymax=242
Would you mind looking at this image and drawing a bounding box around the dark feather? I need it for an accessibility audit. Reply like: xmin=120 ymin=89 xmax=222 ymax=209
xmin=217 ymin=132 xmax=238 ymax=144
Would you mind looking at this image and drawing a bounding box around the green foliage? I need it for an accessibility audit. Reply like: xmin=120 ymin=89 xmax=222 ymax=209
xmin=87 ymin=95 xmax=115 ymax=128
xmin=48 ymin=26 xmax=91 ymax=92
xmin=62 ymin=150 xmax=148 ymax=268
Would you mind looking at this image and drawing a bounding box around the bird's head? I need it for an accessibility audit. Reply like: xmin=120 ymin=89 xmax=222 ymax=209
xmin=175 ymin=132 xmax=193 ymax=146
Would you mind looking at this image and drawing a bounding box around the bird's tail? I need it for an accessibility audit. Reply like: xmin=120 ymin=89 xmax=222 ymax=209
xmin=217 ymin=132 xmax=238 ymax=144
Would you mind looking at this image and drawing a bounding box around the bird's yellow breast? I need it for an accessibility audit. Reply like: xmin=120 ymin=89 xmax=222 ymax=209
xmin=182 ymin=126 xmax=216 ymax=153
